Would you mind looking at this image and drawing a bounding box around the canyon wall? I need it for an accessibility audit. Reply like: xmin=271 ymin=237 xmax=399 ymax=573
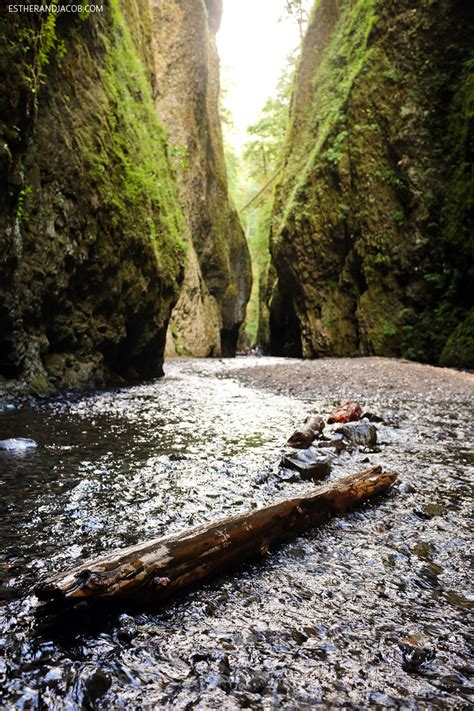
xmin=152 ymin=0 xmax=252 ymax=357
xmin=0 ymin=1 xmax=186 ymax=397
xmin=269 ymin=0 xmax=473 ymax=368
xmin=0 ymin=0 xmax=251 ymax=401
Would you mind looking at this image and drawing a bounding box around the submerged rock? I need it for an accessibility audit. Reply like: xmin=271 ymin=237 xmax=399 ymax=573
xmin=335 ymin=422 xmax=377 ymax=448
xmin=0 ymin=438 xmax=37 ymax=451
xmin=317 ymin=432 xmax=345 ymax=452
xmin=280 ymin=448 xmax=332 ymax=480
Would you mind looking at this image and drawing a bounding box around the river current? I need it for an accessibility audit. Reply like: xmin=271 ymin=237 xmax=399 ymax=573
xmin=0 ymin=357 xmax=472 ymax=709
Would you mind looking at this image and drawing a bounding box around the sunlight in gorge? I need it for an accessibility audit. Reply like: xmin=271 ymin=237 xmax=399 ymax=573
xmin=217 ymin=0 xmax=306 ymax=150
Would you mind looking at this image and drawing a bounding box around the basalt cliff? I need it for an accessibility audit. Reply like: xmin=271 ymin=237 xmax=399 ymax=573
xmin=153 ymin=0 xmax=252 ymax=358
xmin=268 ymin=0 xmax=473 ymax=368
xmin=0 ymin=0 xmax=250 ymax=400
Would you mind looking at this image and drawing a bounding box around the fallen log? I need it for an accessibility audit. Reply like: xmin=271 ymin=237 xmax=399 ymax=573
xmin=35 ymin=466 xmax=397 ymax=604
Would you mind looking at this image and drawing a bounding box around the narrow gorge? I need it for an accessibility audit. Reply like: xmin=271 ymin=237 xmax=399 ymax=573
xmin=0 ymin=3 xmax=473 ymax=708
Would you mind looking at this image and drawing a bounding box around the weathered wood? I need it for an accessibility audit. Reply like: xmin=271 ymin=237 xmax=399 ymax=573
xmin=287 ymin=415 xmax=325 ymax=448
xmin=35 ymin=466 xmax=397 ymax=604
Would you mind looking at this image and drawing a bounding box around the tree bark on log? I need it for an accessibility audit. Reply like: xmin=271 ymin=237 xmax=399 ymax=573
xmin=35 ymin=466 xmax=397 ymax=604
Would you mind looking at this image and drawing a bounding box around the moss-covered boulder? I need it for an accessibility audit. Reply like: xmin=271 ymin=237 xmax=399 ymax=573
xmin=152 ymin=0 xmax=252 ymax=357
xmin=268 ymin=0 xmax=473 ymax=366
xmin=0 ymin=1 xmax=186 ymax=395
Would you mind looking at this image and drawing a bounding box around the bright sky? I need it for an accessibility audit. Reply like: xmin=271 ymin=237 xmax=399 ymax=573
xmin=216 ymin=0 xmax=304 ymax=152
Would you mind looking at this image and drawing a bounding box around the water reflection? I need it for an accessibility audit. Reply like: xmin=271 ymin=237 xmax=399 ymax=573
xmin=0 ymin=358 xmax=472 ymax=708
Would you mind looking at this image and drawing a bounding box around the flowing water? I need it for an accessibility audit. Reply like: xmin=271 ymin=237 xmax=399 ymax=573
xmin=0 ymin=357 xmax=472 ymax=709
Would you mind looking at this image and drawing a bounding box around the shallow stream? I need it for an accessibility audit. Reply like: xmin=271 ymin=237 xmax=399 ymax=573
xmin=0 ymin=358 xmax=472 ymax=709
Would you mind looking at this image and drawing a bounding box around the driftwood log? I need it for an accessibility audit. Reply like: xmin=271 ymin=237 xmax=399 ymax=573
xmin=287 ymin=415 xmax=325 ymax=448
xmin=35 ymin=466 xmax=397 ymax=604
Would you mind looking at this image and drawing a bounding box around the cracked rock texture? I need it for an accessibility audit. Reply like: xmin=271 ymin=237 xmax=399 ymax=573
xmin=0 ymin=0 xmax=251 ymax=402
xmin=153 ymin=0 xmax=252 ymax=358
xmin=268 ymin=0 xmax=473 ymax=368
xmin=0 ymin=1 xmax=186 ymax=397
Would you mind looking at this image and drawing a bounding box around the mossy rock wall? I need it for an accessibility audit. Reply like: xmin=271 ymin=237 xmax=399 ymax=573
xmin=269 ymin=0 xmax=474 ymax=367
xmin=152 ymin=0 xmax=252 ymax=357
xmin=0 ymin=1 xmax=186 ymax=396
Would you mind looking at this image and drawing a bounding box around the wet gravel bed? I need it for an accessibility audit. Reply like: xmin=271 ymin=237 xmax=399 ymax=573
xmin=0 ymin=356 xmax=472 ymax=709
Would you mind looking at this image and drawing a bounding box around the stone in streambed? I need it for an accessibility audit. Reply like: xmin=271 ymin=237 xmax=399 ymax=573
xmin=280 ymin=448 xmax=332 ymax=480
xmin=316 ymin=432 xmax=345 ymax=452
xmin=0 ymin=438 xmax=38 ymax=451
xmin=304 ymin=415 xmax=325 ymax=433
xmin=335 ymin=421 xmax=377 ymax=448
xmin=363 ymin=411 xmax=384 ymax=423
xmin=328 ymin=401 xmax=363 ymax=424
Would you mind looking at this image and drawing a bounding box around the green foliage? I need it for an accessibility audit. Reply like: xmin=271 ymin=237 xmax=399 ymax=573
xmin=16 ymin=185 xmax=32 ymax=227
xmin=324 ymin=314 xmax=340 ymax=328
xmin=379 ymin=317 xmax=397 ymax=337
xmin=19 ymin=1 xmax=67 ymax=112
xmin=441 ymin=54 xmax=474 ymax=260
xmin=243 ymin=53 xmax=296 ymax=182
xmin=378 ymin=165 xmax=404 ymax=190
xmin=423 ymin=272 xmax=445 ymax=289
xmin=277 ymin=0 xmax=379 ymax=233
xmin=280 ymin=0 xmax=311 ymax=41
xmin=83 ymin=0 xmax=187 ymax=274
xmin=170 ymin=325 xmax=185 ymax=356
xmin=324 ymin=129 xmax=348 ymax=167
xmin=440 ymin=308 xmax=474 ymax=368
xmin=221 ymin=53 xmax=298 ymax=346
xmin=394 ymin=209 xmax=405 ymax=225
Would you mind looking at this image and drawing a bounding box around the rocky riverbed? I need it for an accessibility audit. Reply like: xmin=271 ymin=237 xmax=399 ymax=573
xmin=0 ymin=357 xmax=472 ymax=708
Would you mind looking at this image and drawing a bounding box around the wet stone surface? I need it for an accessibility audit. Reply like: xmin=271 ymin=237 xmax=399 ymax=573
xmin=0 ymin=356 xmax=473 ymax=709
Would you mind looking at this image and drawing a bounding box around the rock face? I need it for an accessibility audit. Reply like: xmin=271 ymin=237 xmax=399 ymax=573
xmin=152 ymin=0 xmax=252 ymax=357
xmin=0 ymin=0 xmax=251 ymax=399
xmin=268 ymin=0 xmax=474 ymax=367
xmin=0 ymin=1 xmax=186 ymax=395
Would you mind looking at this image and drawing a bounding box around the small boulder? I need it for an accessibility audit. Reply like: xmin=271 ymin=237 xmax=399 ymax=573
xmin=317 ymin=432 xmax=345 ymax=452
xmin=280 ymin=448 xmax=332 ymax=480
xmin=335 ymin=421 xmax=377 ymax=448
xmin=328 ymin=401 xmax=363 ymax=424
xmin=0 ymin=438 xmax=38 ymax=451
xmin=287 ymin=429 xmax=317 ymax=449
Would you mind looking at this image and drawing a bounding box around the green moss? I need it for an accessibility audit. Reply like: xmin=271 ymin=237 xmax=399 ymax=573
xmin=170 ymin=325 xmax=185 ymax=356
xmin=379 ymin=317 xmax=397 ymax=337
xmin=270 ymin=0 xmax=472 ymax=365
xmin=442 ymin=55 xmax=474 ymax=261
xmin=16 ymin=185 xmax=32 ymax=227
xmin=79 ymin=0 xmax=186 ymax=279
xmin=440 ymin=309 xmax=474 ymax=369
xmin=276 ymin=0 xmax=378 ymax=236
xmin=0 ymin=0 xmax=187 ymax=388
